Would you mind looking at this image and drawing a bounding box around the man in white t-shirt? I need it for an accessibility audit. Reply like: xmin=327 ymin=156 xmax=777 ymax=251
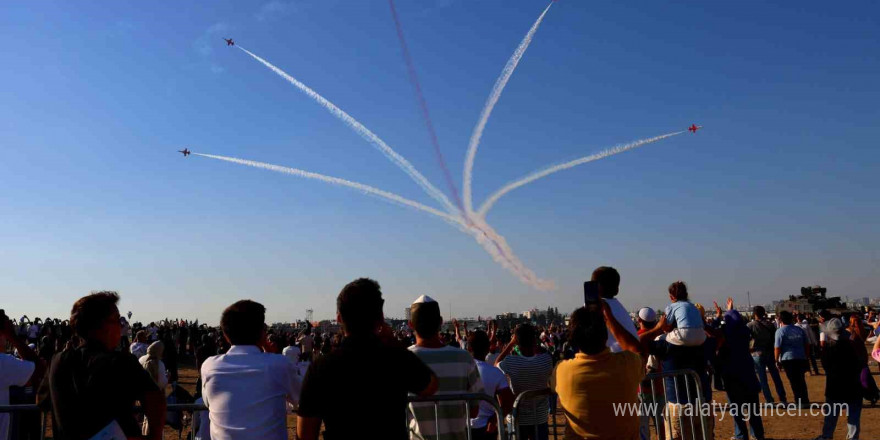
xmin=201 ymin=300 xmax=302 ymax=440
xmin=591 ymin=266 xmax=639 ymax=353
xmin=1 ymin=315 xmax=39 ymax=440
xmin=467 ymin=330 xmax=513 ymax=440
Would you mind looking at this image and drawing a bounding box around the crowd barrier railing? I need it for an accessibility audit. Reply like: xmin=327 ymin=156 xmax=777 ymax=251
xmin=2 ymin=394 xmax=504 ymax=440
xmin=641 ymin=368 xmax=709 ymax=440
xmin=509 ymin=388 xmax=561 ymax=440
xmin=407 ymin=392 xmax=506 ymax=440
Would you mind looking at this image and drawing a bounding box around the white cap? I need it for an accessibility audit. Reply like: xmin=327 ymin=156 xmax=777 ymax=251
xmin=413 ymin=295 xmax=437 ymax=304
xmin=638 ymin=307 xmax=657 ymax=322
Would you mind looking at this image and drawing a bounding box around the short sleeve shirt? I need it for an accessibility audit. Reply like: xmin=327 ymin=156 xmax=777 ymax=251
xmin=553 ymin=350 xmax=643 ymax=440
xmin=299 ymin=335 xmax=433 ymax=440
xmin=774 ymin=325 xmax=807 ymax=361
xmin=498 ymin=353 xmax=553 ymax=426
xmin=471 ymin=360 xmax=509 ymax=428
xmin=41 ymin=343 xmax=160 ymax=439
xmin=664 ymin=301 xmax=704 ymax=330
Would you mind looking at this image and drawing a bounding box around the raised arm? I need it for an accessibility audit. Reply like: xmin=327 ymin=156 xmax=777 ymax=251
xmin=601 ymin=300 xmax=642 ymax=355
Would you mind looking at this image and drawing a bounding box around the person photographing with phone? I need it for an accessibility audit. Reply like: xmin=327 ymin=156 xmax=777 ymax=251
xmin=586 ymin=266 xmax=639 ymax=353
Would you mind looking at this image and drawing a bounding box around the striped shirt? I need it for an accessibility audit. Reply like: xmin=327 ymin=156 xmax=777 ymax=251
xmin=498 ymin=352 xmax=552 ymax=426
xmin=408 ymin=345 xmax=484 ymax=440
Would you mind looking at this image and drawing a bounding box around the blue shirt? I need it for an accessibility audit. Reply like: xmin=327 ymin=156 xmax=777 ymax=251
xmin=774 ymin=325 xmax=807 ymax=361
xmin=664 ymin=301 xmax=704 ymax=330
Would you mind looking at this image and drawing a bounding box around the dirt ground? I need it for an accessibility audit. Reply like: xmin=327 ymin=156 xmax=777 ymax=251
xmin=163 ymin=354 xmax=880 ymax=440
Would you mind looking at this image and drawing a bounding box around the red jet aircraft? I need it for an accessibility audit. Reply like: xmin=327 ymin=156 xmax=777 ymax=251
xmin=689 ymin=124 xmax=700 ymax=133
xmin=224 ymin=38 xmax=234 ymax=46
xmin=178 ymin=148 xmax=191 ymax=157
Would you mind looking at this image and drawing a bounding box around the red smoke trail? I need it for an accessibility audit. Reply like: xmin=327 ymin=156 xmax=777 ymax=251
xmin=388 ymin=0 xmax=465 ymax=216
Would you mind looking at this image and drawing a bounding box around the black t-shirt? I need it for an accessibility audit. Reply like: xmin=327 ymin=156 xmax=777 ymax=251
xmin=39 ymin=342 xmax=159 ymax=440
xmin=298 ymin=334 xmax=434 ymax=440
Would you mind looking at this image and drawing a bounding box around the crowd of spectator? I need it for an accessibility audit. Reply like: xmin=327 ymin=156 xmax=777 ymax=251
xmin=2 ymin=267 xmax=880 ymax=440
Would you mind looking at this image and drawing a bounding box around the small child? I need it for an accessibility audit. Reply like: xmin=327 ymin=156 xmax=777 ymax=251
xmin=663 ymin=281 xmax=707 ymax=346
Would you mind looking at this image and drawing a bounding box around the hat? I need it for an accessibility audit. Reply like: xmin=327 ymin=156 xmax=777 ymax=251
xmin=638 ymin=307 xmax=657 ymax=323
xmin=410 ymin=295 xmax=440 ymax=321
xmin=824 ymin=318 xmax=846 ymax=341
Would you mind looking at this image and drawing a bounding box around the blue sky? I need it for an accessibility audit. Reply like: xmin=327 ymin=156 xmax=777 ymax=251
xmin=1 ymin=1 xmax=878 ymax=324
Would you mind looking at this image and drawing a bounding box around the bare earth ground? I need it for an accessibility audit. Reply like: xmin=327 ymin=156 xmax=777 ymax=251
xmin=160 ymin=355 xmax=880 ymax=440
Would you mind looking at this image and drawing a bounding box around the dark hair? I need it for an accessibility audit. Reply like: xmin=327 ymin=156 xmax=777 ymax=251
xmin=220 ymin=300 xmax=266 ymax=345
xmin=569 ymin=307 xmax=608 ymax=355
xmin=591 ymin=266 xmax=620 ymax=298
xmin=468 ymin=330 xmax=490 ymax=360
xmin=515 ymin=323 xmax=536 ymax=349
xmin=668 ymin=281 xmax=689 ymax=301
xmin=70 ymin=291 xmax=120 ymax=339
xmin=752 ymin=305 xmax=766 ymax=319
xmin=337 ymin=278 xmax=385 ymax=335
xmin=779 ymin=310 xmax=794 ymax=325
xmin=412 ymin=305 xmax=442 ymax=338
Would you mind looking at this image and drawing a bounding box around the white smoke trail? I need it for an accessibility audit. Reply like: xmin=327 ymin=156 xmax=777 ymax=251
xmin=462 ymin=2 xmax=553 ymax=215
xmin=236 ymin=46 xmax=458 ymax=215
xmin=193 ymin=153 xmax=464 ymax=225
xmin=477 ymin=131 xmax=685 ymax=217
xmin=465 ymin=218 xmax=555 ymax=291
xmin=193 ymin=152 xmax=551 ymax=289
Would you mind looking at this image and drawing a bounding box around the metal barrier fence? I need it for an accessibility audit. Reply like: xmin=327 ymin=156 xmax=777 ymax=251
xmin=509 ymin=388 xmax=562 ymax=440
xmin=641 ymin=368 xmax=710 ymax=440
xmin=408 ymin=393 xmax=506 ymax=440
xmin=1 ymin=393 xmax=504 ymax=440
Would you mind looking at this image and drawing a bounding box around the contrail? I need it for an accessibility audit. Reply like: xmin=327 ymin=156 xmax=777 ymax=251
xmin=465 ymin=218 xmax=555 ymax=291
xmin=387 ymin=0 xmax=463 ymax=214
xmin=195 ymin=152 xmax=553 ymax=288
xmin=462 ymin=2 xmax=553 ymax=214
xmin=477 ymin=131 xmax=685 ymax=217
xmin=193 ymin=153 xmax=464 ymax=225
xmin=235 ymin=46 xmax=458 ymax=215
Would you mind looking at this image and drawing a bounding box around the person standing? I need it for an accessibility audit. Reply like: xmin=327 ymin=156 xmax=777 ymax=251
xmin=409 ymin=295 xmax=484 ymax=440
xmin=494 ymin=323 xmax=553 ymax=440
xmin=1 ymin=313 xmax=41 ymax=440
xmin=467 ymin=330 xmax=514 ymax=440
xmin=201 ymin=300 xmax=302 ymax=440
xmin=39 ymin=292 xmax=166 ymax=440
xmin=813 ymin=318 xmax=862 ymax=440
xmin=553 ymin=302 xmax=644 ymax=440
xmin=297 ymin=278 xmax=437 ymax=440
xmin=590 ymin=267 xmax=639 ymax=352
xmin=714 ymin=299 xmax=765 ymax=440
xmin=748 ymin=306 xmax=788 ymax=404
xmin=774 ymin=311 xmax=811 ymax=406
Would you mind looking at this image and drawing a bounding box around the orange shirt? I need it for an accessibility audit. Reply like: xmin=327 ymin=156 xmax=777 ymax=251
xmin=552 ymin=349 xmax=643 ymax=439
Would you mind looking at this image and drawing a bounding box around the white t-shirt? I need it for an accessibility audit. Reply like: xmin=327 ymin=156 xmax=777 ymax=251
xmin=281 ymin=346 xmax=301 ymax=364
xmin=130 ymin=342 xmax=149 ymax=359
xmin=471 ymin=360 xmax=509 ymax=429
xmin=0 ymin=354 xmax=35 ymax=440
xmin=604 ymin=298 xmax=639 ymax=353
xmin=201 ymin=345 xmax=302 ymax=440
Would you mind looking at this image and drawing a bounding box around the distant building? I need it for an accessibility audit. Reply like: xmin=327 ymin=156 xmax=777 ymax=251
xmin=405 ymin=307 xmax=412 ymax=321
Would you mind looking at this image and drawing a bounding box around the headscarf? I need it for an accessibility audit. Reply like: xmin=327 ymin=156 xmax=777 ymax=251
xmin=144 ymin=340 xmax=165 ymax=386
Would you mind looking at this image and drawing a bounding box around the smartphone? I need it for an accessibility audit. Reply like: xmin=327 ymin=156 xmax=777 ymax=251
xmin=584 ymin=281 xmax=600 ymax=305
